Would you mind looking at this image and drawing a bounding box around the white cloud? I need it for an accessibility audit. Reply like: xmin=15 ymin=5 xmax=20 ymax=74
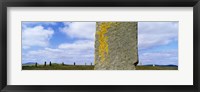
xmin=22 ymin=26 xmax=54 ymax=49
xmin=60 ymin=22 xmax=96 ymax=40
xmin=138 ymin=22 xmax=178 ymax=50
xmin=139 ymin=50 xmax=178 ymax=65
xmin=58 ymin=40 xmax=94 ymax=50
xmin=23 ymin=40 xmax=94 ymax=65
xmin=22 ymin=22 xmax=95 ymax=65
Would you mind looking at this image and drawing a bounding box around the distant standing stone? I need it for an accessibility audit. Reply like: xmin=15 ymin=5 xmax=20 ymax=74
xmin=94 ymin=22 xmax=138 ymax=70
xmin=44 ymin=61 xmax=46 ymax=66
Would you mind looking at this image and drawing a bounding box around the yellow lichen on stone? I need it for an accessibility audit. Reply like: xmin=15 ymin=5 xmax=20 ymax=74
xmin=97 ymin=22 xmax=119 ymax=63
xmin=98 ymin=23 xmax=109 ymax=62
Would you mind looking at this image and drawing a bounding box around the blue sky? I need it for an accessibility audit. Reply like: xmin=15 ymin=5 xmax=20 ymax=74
xmin=138 ymin=22 xmax=178 ymax=65
xmin=22 ymin=22 xmax=178 ymax=65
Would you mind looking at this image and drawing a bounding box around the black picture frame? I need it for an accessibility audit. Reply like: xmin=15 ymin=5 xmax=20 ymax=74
xmin=0 ymin=0 xmax=199 ymax=92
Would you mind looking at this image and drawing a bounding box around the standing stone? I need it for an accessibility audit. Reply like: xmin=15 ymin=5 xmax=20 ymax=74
xmin=94 ymin=22 xmax=138 ymax=70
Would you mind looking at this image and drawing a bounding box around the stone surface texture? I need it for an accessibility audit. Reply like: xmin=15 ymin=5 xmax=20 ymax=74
xmin=94 ymin=22 xmax=138 ymax=70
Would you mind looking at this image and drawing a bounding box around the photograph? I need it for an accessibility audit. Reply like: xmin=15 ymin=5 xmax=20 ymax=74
xmin=1 ymin=0 xmax=198 ymax=91
xmin=22 ymin=21 xmax=178 ymax=70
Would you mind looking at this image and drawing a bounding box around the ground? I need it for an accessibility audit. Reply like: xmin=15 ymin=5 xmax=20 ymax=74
xmin=136 ymin=66 xmax=177 ymax=70
xmin=22 ymin=64 xmax=177 ymax=70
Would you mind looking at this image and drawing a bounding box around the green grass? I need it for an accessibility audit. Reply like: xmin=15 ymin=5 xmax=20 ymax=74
xmin=22 ymin=64 xmax=94 ymax=70
xmin=22 ymin=64 xmax=177 ymax=70
xmin=136 ymin=66 xmax=178 ymax=70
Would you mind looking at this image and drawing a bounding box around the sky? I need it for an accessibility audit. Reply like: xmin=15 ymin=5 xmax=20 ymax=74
xmin=22 ymin=22 xmax=178 ymax=65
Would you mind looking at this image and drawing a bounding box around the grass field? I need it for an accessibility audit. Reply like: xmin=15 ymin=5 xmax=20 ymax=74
xmin=136 ymin=66 xmax=178 ymax=70
xmin=22 ymin=64 xmax=178 ymax=70
xmin=22 ymin=64 xmax=94 ymax=70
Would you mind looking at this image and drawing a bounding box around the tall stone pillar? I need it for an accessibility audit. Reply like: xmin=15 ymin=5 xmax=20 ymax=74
xmin=94 ymin=22 xmax=138 ymax=70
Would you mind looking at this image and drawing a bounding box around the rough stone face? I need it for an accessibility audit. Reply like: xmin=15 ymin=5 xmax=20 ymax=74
xmin=94 ymin=22 xmax=138 ymax=70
